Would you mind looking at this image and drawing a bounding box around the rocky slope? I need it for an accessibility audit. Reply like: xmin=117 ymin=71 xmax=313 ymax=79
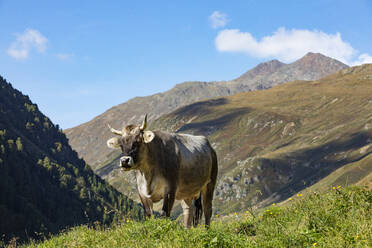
xmin=65 ymin=53 xmax=348 ymax=167
xmin=98 ymin=64 xmax=372 ymax=214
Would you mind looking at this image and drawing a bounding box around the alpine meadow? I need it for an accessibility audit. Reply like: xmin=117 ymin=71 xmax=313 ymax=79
xmin=1 ymin=1 xmax=372 ymax=247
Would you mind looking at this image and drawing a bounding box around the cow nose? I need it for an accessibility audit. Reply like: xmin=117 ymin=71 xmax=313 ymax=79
xmin=120 ymin=156 xmax=132 ymax=167
xmin=122 ymin=157 xmax=130 ymax=164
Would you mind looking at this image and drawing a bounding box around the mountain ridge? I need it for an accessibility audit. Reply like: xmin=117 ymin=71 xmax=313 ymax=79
xmin=65 ymin=53 xmax=348 ymax=167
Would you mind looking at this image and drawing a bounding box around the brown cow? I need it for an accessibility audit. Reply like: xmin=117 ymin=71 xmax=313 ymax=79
xmin=107 ymin=115 xmax=218 ymax=227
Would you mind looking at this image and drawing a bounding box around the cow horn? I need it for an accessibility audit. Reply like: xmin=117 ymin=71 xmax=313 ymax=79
xmin=108 ymin=124 xmax=123 ymax=136
xmin=140 ymin=114 xmax=147 ymax=131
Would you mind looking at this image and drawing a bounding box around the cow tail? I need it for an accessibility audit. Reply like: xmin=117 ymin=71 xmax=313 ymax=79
xmin=193 ymin=194 xmax=203 ymax=226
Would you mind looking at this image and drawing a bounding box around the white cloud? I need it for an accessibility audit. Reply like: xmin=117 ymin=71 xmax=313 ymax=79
xmin=7 ymin=29 xmax=48 ymax=60
xmin=351 ymin=53 xmax=372 ymax=66
xmin=56 ymin=53 xmax=75 ymax=60
xmin=215 ymin=27 xmax=372 ymax=65
xmin=209 ymin=11 xmax=228 ymax=29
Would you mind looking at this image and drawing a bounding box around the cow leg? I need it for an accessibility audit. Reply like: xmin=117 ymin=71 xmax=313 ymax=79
xmin=202 ymin=149 xmax=218 ymax=227
xmin=139 ymin=193 xmax=153 ymax=218
xmin=161 ymin=189 xmax=175 ymax=217
xmin=193 ymin=195 xmax=203 ymax=227
xmin=181 ymin=198 xmax=194 ymax=228
xmin=202 ymin=182 xmax=215 ymax=226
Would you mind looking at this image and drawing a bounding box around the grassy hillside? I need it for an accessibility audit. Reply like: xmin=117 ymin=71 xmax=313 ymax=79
xmin=98 ymin=64 xmax=372 ymax=214
xmin=0 ymin=76 xmax=143 ymax=244
xmin=65 ymin=53 xmax=347 ymax=167
xmin=25 ymin=186 xmax=371 ymax=248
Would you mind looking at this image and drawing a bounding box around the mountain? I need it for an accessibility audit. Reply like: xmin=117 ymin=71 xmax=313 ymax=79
xmin=98 ymin=64 xmax=372 ymax=214
xmin=0 ymin=76 xmax=143 ymax=244
xmin=65 ymin=53 xmax=348 ymax=168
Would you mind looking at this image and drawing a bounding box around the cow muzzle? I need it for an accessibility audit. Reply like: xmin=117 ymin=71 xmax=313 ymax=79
xmin=120 ymin=156 xmax=134 ymax=170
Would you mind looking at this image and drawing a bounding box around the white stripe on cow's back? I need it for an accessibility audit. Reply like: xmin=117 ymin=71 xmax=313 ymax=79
xmin=175 ymin=133 xmax=209 ymax=154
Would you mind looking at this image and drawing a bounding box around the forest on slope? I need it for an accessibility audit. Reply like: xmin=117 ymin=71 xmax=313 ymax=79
xmin=0 ymin=76 xmax=143 ymax=244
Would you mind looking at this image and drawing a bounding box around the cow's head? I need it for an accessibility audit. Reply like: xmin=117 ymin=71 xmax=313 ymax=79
xmin=106 ymin=114 xmax=155 ymax=170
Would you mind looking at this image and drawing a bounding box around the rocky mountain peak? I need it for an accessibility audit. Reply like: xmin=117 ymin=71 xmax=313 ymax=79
xmin=235 ymin=59 xmax=286 ymax=82
xmin=293 ymin=52 xmax=348 ymax=72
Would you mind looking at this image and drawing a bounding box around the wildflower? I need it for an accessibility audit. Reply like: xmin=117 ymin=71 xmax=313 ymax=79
xmin=296 ymin=194 xmax=300 ymax=197
xmin=332 ymin=186 xmax=336 ymax=190
xmin=270 ymin=212 xmax=272 ymax=215
xmin=233 ymin=212 xmax=237 ymax=216
xmin=245 ymin=210 xmax=249 ymax=214
xmin=337 ymin=185 xmax=341 ymax=189
xmin=126 ymin=219 xmax=130 ymax=223
xmin=289 ymin=198 xmax=293 ymax=201
xmin=272 ymin=203 xmax=276 ymax=206
xmin=215 ymin=214 xmax=219 ymax=218
xmin=313 ymin=242 xmax=317 ymax=246
xmin=299 ymin=194 xmax=303 ymax=197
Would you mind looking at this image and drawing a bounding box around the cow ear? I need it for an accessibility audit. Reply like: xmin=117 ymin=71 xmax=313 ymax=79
xmin=143 ymin=131 xmax=155 ymax=143
xmin=107 ymin=137 xmax=121 ymax=149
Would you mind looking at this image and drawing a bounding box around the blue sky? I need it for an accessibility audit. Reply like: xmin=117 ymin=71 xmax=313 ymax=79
xmin=1 ymin=0 xmax=371 ymax=128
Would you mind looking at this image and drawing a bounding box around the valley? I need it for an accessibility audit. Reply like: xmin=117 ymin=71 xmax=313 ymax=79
xmin=1 ymin=56 xmax=370 ymax=246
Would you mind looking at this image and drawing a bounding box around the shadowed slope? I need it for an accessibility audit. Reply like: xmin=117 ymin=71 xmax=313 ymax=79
xmin=0 ymin=76 xmax=143 ymax=244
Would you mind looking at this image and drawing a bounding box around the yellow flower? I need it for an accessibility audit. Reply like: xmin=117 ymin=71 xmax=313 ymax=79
xmin=233 ymin=212 xmax=237 ymax=216
xmin=299 ymin=194 xmax=303 ymax=197
xmin=270 ymin=212 xmax=272 ymax=215
xmin=296 ymin=194 xmax=300 ymax=197
xmin=289 ymin=198 xmax=293 ymax=201
xmin=337 ymin=185 xmax=341 ymax=189
xmin=332 ymin=186 xmax=336 ymax=190
xmin=245 ymin=210 xmax=249 ymax=214
xmin=215 ymin=214 xmax=219 ymax=218
xmin=272 ymin=203 xmax=276 ymax=206
xmin=126 ymin=219 xmax=130 ymax=223
xmin=313 ymin=242 xmax=317 ymax=246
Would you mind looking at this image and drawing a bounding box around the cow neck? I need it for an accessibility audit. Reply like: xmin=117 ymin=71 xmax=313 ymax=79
xmin=135 ymin=142 xmax=154 ymax=182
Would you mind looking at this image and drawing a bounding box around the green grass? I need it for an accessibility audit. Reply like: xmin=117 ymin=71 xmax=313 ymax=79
xmin=21 ymin=186 xmax=371 ymax=248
